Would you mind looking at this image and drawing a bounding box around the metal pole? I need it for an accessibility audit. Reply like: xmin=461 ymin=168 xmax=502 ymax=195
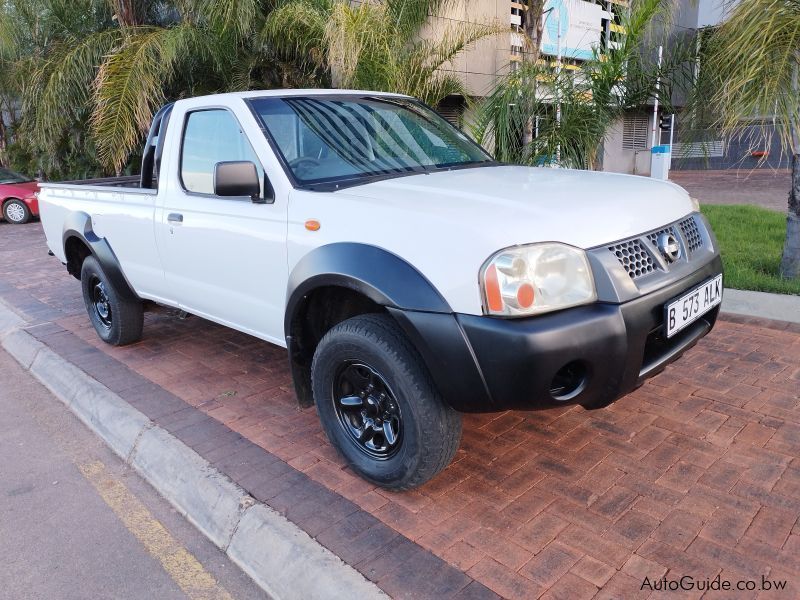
xmin=651 ymin=45 xmax=663 ymax=149
xmin=556 ymin=5 xmax=562 ymax=164
xmin=668 ymin=114 xmax=675 ymax=170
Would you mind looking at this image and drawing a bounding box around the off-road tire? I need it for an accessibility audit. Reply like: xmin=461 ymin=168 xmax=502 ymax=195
xmin=311 ymin=313 xmax=462 ymax=490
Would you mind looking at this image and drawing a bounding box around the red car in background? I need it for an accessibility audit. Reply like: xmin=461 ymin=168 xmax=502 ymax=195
xmin=1 ymin=167 xmax=39 ymax=224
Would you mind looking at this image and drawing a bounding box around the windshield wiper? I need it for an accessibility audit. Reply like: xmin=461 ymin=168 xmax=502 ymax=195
xmin=432 ymin=159 xmax=499 ymax=170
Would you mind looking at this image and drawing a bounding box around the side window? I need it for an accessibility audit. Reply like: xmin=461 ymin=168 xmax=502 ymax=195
xmin=180 ymin=109 xmax=264 ymax=196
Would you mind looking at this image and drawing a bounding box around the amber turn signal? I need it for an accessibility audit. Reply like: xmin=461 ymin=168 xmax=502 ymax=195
xmin=305 ymin=219 xmax=321 ymax=231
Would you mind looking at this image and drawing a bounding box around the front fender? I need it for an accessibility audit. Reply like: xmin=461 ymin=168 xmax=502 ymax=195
xmin=284 ymin=243 xmax=496 ymax=412
xmin=284 ymin=243 xmax=451 ymax=336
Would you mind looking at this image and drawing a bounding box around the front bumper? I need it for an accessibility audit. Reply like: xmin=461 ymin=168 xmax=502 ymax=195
xmin=390 ymin=255 xmax=723 ymax=413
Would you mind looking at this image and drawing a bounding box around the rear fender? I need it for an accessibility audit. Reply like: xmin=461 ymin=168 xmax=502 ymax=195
xmin=62 ymin=212 xmax=140 ymax=302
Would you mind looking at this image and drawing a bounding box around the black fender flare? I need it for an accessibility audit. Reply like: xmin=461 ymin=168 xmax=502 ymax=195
xmin=283 ymin=244 xmax=495 ymax=412
xmin=284 ymin=243 xmax=451 ymax=337
xmin=62 ymin=212 xmax=140 ymax=302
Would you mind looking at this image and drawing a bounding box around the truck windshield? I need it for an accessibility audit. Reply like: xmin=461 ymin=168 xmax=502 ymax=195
xmin=0 ymin=167 xmax=33 ymax=185
xmin=248 ymin=96 xmax=494 ymax=189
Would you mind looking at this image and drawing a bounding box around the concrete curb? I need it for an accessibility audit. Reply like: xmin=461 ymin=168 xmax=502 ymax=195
xmin=0 ymin=302 xmax=385 ymax=600
xmin=722 ymin=288 xmax=800 ymax=324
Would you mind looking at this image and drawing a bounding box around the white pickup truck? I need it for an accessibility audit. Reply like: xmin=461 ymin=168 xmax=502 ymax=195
xmin=39 ymin=90 xmax=723 ymax=489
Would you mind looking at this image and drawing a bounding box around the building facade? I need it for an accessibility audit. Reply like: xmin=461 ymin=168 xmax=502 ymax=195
xmin=426 ymin=0 xmax=775 ymax=174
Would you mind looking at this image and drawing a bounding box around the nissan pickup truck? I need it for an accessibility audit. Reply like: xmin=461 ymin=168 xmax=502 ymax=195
xmin=38 ymin=90 xmax=723 ymax=489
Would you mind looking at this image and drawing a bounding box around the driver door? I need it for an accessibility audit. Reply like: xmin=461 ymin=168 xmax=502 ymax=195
xmin=156 ymin=107 xmax=287 ymax=344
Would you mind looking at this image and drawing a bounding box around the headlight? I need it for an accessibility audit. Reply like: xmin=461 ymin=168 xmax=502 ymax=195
xmin=689 ymin=196 xmax=701 ymax=212
xmin=480 ymin=243 xmax=596 ymax=317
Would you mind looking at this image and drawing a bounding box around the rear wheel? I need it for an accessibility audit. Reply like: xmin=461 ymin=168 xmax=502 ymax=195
xmin=3 ymin=199 xmax=31 ymax=224
xmin=311 ymin=314 xmax=462 ymax=490
xmin=80 ymin=256 xmax=143 ymax=346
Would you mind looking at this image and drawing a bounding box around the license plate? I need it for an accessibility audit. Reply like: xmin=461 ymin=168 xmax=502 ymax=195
xmin=665 ymin=275 xmax=723 ymax=338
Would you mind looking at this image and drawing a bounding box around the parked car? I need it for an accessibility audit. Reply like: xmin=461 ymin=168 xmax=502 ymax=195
xmin=0 ymin=167 xmax=39 ymax=224
xmin=38 ymin=90 xmax=723 ymax=489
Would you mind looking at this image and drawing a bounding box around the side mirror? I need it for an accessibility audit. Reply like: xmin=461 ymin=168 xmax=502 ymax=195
xmin=214 ymin=161 xmax=266 ymax=203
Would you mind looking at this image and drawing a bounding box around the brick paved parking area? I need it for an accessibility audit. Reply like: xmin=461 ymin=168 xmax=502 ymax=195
xmin=670 ymin=170 xmax=791 ymax=213
xmin=2 ymin=222 xmax=800 ymax=599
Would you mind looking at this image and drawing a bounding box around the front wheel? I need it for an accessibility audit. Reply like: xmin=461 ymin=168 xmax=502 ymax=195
xmin=80 ymin=256 xmax=143 ymax=346
xmin=3 ymin=199 xmax=31 ymax=224
xmin=311 ymin=314 xmax=462 ymax=490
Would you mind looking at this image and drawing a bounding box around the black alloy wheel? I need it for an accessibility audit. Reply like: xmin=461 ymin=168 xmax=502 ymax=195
xmin=90 ymin=277 xmax=113 ymax=330
xmin=333 ymin=362 xmax=402 ymax=459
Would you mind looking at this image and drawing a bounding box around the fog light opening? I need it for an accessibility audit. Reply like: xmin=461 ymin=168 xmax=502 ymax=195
xmin=550 ymin=361 xmax=588 ymax=401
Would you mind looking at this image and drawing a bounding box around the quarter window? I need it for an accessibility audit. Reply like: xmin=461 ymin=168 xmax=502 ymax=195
xmin=180 ymin=109 xmax=264 ymax=196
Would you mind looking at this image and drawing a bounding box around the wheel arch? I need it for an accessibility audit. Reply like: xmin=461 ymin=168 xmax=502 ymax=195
xmin=284 ymin=243 xmax=451 ymax=407
xmin=62 ymin=212 xmax=140 ymax=302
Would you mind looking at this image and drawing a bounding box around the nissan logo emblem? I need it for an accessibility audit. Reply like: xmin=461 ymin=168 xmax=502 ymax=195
xmin=657 ymin=233 xmax=681 ymax=262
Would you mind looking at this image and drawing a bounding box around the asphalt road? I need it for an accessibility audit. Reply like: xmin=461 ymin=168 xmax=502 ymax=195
xmin=0 ymin=347 xmax=269 ymax=600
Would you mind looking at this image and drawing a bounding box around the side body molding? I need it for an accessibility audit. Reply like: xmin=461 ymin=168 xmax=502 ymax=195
xmin=62 ymin=211 xmax=140 ymax=302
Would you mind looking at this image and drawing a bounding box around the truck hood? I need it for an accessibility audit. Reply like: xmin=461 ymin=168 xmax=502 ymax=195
xmin=290 ymin=165 xmax=697 ymax=315
xmin=343 ymin=165 xmax=694 ymax=250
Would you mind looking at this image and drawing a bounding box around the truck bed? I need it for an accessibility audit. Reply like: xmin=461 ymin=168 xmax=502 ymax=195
xmin=58 ymin=176 xmax=143 ymax=188
xmin=39 ymin=175 xmax=156 ymax=195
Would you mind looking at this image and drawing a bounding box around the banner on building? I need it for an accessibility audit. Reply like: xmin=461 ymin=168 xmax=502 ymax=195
xmin=541 ymin=0 xmax=607 ymax=61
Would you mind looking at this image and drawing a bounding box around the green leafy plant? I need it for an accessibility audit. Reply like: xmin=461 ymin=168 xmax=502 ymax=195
xmin=263 ymin=0 xmax=503 ymax=107
xmin=471 ymin=0 xmax=680 ymax=169
xmin=689 ymin=1 xmax=800 ymax=280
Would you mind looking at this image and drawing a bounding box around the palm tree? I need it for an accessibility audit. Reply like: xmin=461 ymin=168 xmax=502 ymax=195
xmin=4 ymin=0 xmax=312 ymax=176
xmin=262 ymin=0 xmax=502 ymax=107
xmin=0 ymin=0 xmax=117 ymax=176
xmin=696 ymin=1 xmax=800 ymax=280
xmin=25 ymin=0 xmax=284 ymax=175
xmin=471 ymin=0 xmax=678 ymax=170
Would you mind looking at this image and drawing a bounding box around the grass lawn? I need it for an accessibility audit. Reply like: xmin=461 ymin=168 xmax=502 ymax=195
xmin=701 ymin=204 xmax=800 ymax=296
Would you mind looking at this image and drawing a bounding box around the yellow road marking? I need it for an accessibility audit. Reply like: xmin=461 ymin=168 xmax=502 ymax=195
xmin=78 ymin=460 xmax=234 ymax=600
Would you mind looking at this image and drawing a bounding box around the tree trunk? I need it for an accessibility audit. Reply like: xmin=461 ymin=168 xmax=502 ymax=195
xmin=115 ymin=0 xmax=144 ymax=27
xmin=779 ymin=153 xmax=800 ymax=279
xmin=523 ymin=1 xmax=546 ymax=66
xmin=521 ymin=1 xmax=546 ymax=148
xmin=0 ymin=113 xmax=7 ymax=166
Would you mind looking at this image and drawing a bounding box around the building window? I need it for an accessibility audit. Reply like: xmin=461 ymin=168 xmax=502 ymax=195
xmin=622 ymin=113 xmax=649 ymax=150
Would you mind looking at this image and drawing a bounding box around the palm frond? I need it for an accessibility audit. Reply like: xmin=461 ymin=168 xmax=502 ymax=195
xmin=705 ymin=0 xmax=800 ymax=153
xmin=325 ymin=1 xmax=392 ymax=89
xmin=91 ymin=24 xmax=199 ymax=172
xmin=385 ymin=0 xmax=455 ymax=45
xmin=261 ymin=0 xmax=330 ymax=67
xmin=27 ymin=29 xmax=124 ymax=152
xmin=200 ymin=0 xmax=260 ymax=41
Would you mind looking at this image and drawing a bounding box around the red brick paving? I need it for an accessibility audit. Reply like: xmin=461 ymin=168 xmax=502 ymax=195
xmin=2 ymin=222 xmax=800 ymax=599
xmin=670 ymin=169 xmax=791 ymax=213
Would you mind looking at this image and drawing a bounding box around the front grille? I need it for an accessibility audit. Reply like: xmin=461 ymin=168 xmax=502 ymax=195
xmin=608 ymin=239 xmax=656 ymax=279
xmin=679 ymin=216 xmax=703 ymax=254
xmin=606 ymin=215 xmax=707 ymax=281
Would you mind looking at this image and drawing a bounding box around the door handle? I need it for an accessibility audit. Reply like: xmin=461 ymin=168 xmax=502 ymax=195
xmin=167 ymin=213 xmax=183 ymax=223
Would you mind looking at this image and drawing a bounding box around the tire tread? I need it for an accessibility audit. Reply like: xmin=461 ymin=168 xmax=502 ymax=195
xmin=313 ymin=313 xmax=461 ymax=490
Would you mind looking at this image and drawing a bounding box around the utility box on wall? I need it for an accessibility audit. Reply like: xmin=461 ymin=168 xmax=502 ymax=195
xmin=650 ymin=145 xmax=671 ymax=180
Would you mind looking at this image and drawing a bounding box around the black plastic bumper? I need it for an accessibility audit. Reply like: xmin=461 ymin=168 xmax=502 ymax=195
xmin=390 ymin=255 xmax=723 ymax=413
